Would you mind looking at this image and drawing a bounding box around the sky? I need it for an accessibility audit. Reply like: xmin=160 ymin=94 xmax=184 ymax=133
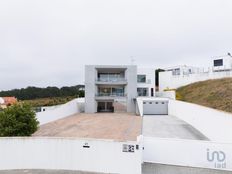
xmin=0 ymin=0 xmax=232 ymax=90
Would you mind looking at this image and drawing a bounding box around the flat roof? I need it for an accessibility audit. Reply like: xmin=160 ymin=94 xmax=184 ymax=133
xmin=33 ymin=113 xmax=142 ymax=141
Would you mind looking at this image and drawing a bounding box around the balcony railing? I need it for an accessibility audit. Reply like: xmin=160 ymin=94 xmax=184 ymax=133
xmin=96 ymin=93 xmax=126 ymax=97
xmin=96 ymin=77 xmax=126 ymax=83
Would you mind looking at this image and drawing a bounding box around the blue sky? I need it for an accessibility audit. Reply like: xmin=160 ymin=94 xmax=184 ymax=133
xmin=0 ymin=0 xmax=232 ymax=90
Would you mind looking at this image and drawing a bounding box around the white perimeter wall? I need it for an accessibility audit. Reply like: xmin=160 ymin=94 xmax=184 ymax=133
xmin=36 ymin=98 xmax=85 ymax=125
xmin=155 ymin=91 xmax=176 ymax=100
xmin=0 ymin=137 xmax=142 ymax=174
xmin=159 ymin=70 xmax=232 ymax=91
xmin=169 ymin=100 xmax=232 ymax=143
xmin=143 ymin=137 xmax=232 ymax=171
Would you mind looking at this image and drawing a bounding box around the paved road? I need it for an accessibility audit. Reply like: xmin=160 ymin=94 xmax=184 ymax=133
xmin=143 ymin=163 xmax=232 ymax=174
xmin=142 ymin=115 xmax=208 ymax=140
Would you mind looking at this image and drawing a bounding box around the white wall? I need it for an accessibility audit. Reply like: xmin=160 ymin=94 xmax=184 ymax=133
xmin=0 ymin=137 xmax=142 ymax=174
xmin=155 ymin=91 xmax=176 ymax=100
xmin=169 ymin=100 xmax=232 ymax=143
xmin=159 ymin=70 xmax=232 ymax=91
xmin=36 ymin=98 xmax=85 ymax=125
xmin=40 ymin=105 xmax=62 ymax=112
xmin=143 ymin=137 xmax=232 ymax=171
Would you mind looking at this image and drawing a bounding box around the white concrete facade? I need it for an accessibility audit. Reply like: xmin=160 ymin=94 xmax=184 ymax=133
xmin=212 ymin=55 xmax=232 ymax=72
xmin=85 ymin=65 xmax=155 ymax=114
xmin=137 ymin=68 xmax=155 ymax=97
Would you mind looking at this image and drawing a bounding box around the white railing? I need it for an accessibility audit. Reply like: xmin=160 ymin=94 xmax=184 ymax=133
xmin=96 ymin=77 xmax=126 ymax=83
xmin=96 ymin=93 xmax=126 ymax=97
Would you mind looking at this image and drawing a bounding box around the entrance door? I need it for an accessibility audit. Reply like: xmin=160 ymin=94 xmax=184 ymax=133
xmin=97 ymin=102 xmax=114 ymax=112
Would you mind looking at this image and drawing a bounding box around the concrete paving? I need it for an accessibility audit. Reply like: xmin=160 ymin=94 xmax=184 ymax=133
xmin=142 ymin=163 xmax=232 ymax=174
xmin=142 ymin=115 xmax=208 ymax=140
xmin=33 ymin=113 xmax=142 ymax=141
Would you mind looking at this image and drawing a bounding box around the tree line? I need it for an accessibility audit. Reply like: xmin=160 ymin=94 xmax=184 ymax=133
xmin=0 ymin=85 xmax=85 ymax=100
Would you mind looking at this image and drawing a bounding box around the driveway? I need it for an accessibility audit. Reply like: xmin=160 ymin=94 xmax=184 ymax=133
xmin=142 ymin=115 xmax=208 ymax=140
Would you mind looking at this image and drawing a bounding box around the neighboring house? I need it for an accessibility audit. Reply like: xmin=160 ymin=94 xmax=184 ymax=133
xmin=0 ymin=97 xmax=17 ymax=109
xmin=159 ymin=54 xmax=232 ymax=91
xmin=163 ymin=65 xmax=203 ymax=76
xmin=85 ymin=65 xmax=155 ymax=113
xmin=212 ymin=54 xmax=232 ymax=72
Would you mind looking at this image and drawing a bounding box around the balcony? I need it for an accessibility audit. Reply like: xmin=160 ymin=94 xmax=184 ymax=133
xmin=95 ymin=92 xmax=127 ymax=100
xmin=95 ymin=77 xmax=127 ymax=85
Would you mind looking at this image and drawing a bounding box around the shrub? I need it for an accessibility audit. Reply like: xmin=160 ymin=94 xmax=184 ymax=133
xmin=0 ymin=103 xmax=39 ymax=136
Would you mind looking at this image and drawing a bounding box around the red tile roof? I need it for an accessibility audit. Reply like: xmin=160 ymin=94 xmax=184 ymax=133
xmin=2 ymin=97 xmax=17 ymax=106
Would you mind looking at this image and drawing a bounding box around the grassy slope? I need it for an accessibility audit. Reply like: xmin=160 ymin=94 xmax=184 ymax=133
xmin=176 ymin=78 xmax=232 ymax=113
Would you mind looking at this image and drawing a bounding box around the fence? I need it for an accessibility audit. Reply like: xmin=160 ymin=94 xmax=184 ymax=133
xmin=0 ymin=137 xmax=142 ymax=174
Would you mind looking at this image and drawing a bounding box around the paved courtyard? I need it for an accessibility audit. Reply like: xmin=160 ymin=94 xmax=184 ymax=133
xmin=142 ymin=115 xmax=208 ymax=140
xmin=33 ymin=113 xmax=142 ymax=141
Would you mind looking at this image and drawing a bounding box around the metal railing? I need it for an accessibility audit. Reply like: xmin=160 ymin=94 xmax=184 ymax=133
xmin=96 ymin=93 xmax=126 ymax=97
xmin=96 ymin=77 xmax=126 ymax=82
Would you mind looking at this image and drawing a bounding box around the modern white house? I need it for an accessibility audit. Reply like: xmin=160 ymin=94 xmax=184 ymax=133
xmin=84 ymin=65 xmax=156 ymax=113
xmin=159 ymin=54 xmax=232 ymax=91
xmin=212 ymin=54 xmax=232 ymax=72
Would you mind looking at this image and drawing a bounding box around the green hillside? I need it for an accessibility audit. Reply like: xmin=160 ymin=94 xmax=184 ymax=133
xmin=176 ymin=78 xmax=232 ymax=113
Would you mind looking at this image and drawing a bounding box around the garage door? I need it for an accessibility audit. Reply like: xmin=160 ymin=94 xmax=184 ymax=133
xmin=143 ymin=100 xmax=168 ymax=115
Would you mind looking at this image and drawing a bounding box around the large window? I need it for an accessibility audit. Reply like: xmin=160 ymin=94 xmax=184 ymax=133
xmin=98 ymin=87 xmax=124 ymax=96
xmin=172 ymin=68 xmax=180 ymax=75
xmin=137 ymin=75 xmax=146 ymax=83
xmin=98 ymin=73 xmax=124 ymax=82
xmin=137 ymin=88 xmax=148 ymax=96
xmin=214 ymin=59 xmax=223 ymax=67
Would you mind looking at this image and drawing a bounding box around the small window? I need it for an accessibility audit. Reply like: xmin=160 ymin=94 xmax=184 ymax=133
xmin=149 ymin=102 xmax=152 ymax=104
xmin=137 ymin=75 xmax=146 ymax=83
xmin=155 ymin=102 xmax=158 ymax=104
xmin=137 ymin=88 xmax=148 ymax=96
xmin=172 ymin=68 xmax=180 ymax=75
xmin=162 ymin=102 xmax=165 ymax=104
xmin=214 ymin=59 xmax=223 ymax=67
xmin=143 ymin=102 xmax=146 ymax=104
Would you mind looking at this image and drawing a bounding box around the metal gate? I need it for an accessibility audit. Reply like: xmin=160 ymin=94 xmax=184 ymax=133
xmin=143 ymin=100 xmax=168 ymax=115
